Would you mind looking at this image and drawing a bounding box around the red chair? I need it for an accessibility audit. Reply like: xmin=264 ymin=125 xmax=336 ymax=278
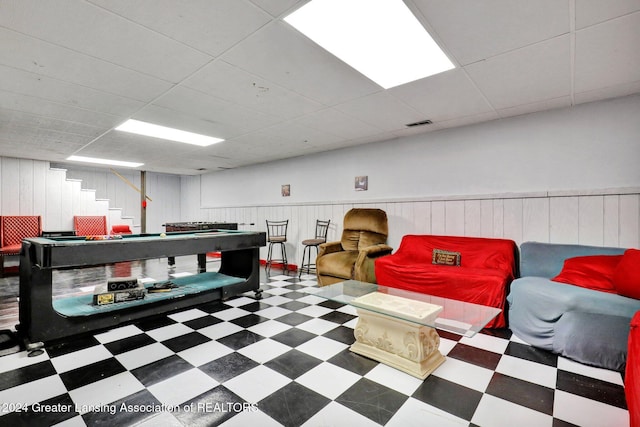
xmin=627 ymin=311 xmax=640 ymax=427
xmin=110 ymin=224 xmax=132 ymax=235
xmin=0 ymin=215 xmax=42 ymax=277
xmin=74 ymin=216 xmax=107 ymax=236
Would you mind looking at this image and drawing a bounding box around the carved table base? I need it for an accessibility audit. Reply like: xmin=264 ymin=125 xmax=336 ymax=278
xmin=351 ymin=308 xmax=445 ymax=379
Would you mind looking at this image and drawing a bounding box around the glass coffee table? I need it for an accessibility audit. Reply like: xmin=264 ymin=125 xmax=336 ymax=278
xmin=315 ymin=280 xmax=501 ymax=379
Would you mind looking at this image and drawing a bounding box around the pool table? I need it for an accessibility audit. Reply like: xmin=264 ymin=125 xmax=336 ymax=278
xmin=18 ymin=229 xmax=265 ymax=344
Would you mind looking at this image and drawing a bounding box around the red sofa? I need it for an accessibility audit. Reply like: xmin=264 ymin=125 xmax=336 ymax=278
xmin=374 ymin=235 xmax=517 ymax=328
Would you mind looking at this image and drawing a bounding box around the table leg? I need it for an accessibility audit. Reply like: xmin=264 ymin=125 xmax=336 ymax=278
xmin=351 ymin=308 xmax=445 ymax=379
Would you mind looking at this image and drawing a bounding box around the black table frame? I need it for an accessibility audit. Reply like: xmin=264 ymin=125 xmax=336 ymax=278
xmin=18 ymin=230 xmax=265 ymax=344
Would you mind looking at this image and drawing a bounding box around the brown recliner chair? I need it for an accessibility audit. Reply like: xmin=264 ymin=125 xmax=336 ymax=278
xmin=316 ymin=208 xmax=392 ymax=286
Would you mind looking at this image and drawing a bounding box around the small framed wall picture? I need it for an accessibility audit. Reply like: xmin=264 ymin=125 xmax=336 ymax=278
xmin=355 ymin=176 xmax=368 ymax=191
xmin=281 ymin=184 xmax=290 ymax=197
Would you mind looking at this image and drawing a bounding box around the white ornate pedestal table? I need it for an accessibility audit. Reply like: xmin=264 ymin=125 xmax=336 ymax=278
xmin=315 ymin=280 xmax=501 ymax=380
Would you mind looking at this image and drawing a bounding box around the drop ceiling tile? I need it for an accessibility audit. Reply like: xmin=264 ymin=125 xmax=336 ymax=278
xmin=0 ymin=1 xmax=212 ymax=83
xmin=0 ymin=65 xmax=145 ymax=116
xmin=575 ymin=0 xmax=640 ymax=29
xmin=88 ymin=0 xmax=272 ymax=58
xmin=249 ymin=0 xmax=305 ymax=17
xmin=183 ymin=60 xmax=324 ymax=119
xmin=465 ymin=35 xmax=571 ymax=110
xmin=415 ymin=0 xmax=569 ymax=65
xmin=333 ymin=91 xmax=425 ymax=132
xmin=574 ymin=12 xmax=640 ymax=94
xmin=291 ymin=107 xmax=382 ymax=141
xmin=0 ymin=90 xmax=121 ymax=129
xmin=0 ymin=28 xmax=173 ymax=102
xmin=220 ymin=21 xmax=381 ymax=106
xmin=150 ymin=86 xmax=282 ymax=137
xmin=574 ymin=80 xmax=640 ymax=105
xmin=388 ymin=68 xmax=494 ymax=122
xmin=497 ymin=96 xmax=572 ymax=119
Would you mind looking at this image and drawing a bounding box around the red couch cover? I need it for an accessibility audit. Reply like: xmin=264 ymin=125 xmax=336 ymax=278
xmin=627 ymin=310 xmax=640 ymax=427
xmin=375 ymin=235 xmax=517 ymax=328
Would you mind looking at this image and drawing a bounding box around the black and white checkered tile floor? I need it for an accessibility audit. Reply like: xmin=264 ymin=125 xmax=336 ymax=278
xmin=0 ymin=273 xmax=630 ymax=426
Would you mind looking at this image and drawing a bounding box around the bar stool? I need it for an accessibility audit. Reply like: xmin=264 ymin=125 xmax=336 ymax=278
xmin=299 ymin=219 xmax=330 ymax=278
xmin=265 ymin=219 xmax=289 ymax=275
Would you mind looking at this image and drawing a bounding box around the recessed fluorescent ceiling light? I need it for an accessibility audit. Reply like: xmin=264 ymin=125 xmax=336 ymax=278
xmin=67 ymin=155 xmax=143 ymax=168
xmin=116 ymin=119 xmax=224 ymax=147
xmin=284 ymin=0 xmax=454 ymax=89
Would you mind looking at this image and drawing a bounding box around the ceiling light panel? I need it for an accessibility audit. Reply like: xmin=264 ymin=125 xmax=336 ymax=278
xmin=116 ymin=119 xmax=224 ymax=147
xmin=284 ymin=0 xmax=455 ymax=89
xmin=67 ymin=155 xmax=143 ymax=168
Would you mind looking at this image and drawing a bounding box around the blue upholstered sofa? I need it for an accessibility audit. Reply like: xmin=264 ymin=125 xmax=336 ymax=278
xmin=507 ymin=241 xmax=640 ymax=371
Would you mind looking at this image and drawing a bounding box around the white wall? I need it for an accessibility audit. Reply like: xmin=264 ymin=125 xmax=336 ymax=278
xmin=200 ymin=94 xmax=640 ymax=207
xmin=190 ymin=95 xmax=640 ymax=265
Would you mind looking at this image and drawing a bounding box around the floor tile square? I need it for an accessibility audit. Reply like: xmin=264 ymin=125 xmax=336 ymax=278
xmin=270 ymin=327 xmax=317 ymax=347
xmin=296 ymin=362 xmax=361 ymax=399
xmin=69 ymin=372 xmax=144 ymax=414
xmin=259 ymin=381 xmax=330 ymax=426
xmin=247 ymin=319 xmax=291 ymax=338
xmin=259 ymin=295 xmax=293 ymax=306
xmin=432 ymin=356 xmax=494 ymax=392
xmin=296 ymin=318 xmax=339 ymax=335
xmin=162 ymin=331 xmax=211 ymax=353
xmin=336 ymin=377 xmax=408 ymax=425
xmin=147 ymin=368 xmax=219 ymax=407
xmin=485 ymin=372 xmax=555 ymax=415
xmin=264 ymin=349 xmax=323 ymax=379
xmin=505 ymin=341 xmax=558 ymax=367
xmin=460 ymin=332 xmax=510 ymax=354
xmin=1 ymin=360 xmax=57 ymax=392
xmin=472 ymin=394 xmax=553 ymax=427
xmin=238 ymin=338 xmax=292 ymax=363
xmin=103 ymin=333 xmax=157 ymax=355
xmin=212 ymin=307 xmax=252 ymax=321
xmin=45 ymin=336 xmax=101 ymax=358
xmin=387 ymin=397 xmax=469 ymax=427
xmin=296 ymin=304 xmax=334 ymax=318
xmin=115 ymin=342 xmax=175 ymax=371
xmin=82 ymin=389 xmax=161 ymax=427
xmin=223 ymin=296 xmax=257 ymax=307
xmin=198 ymin=321 xmax=244 ymax=340
xmin=0 ymin=349 xmax=49 ymax=374
xmin=131 ymin=355 xmax=194 ymax=387
xmin=134 ymin=315 xmax=177 ymax=331
xmin=182 ymin=315 xmax=223 ymax=330
xmin=327 ymin=348 xmax=378 ymax=376
xmin=145 ymin=323 xmax=194 ymax=342
xmin=412 ymin=375 xmax=483 ymax=421
xmin=50 ymin=344 xmax=113 ymax=373
xmin=2 ymin=392 xmax=76 ymax=426
xmin=59 ymin=357 xmax=126 ymax=391
xmin=174 ymin=386 xmax=247 ymax=426
xmin=553 ymin=390 xmax=629 ymax=427
xmin=199 ymin=352 xmax=260 ymax=383
xmin=557 ymin=357 xmax=624 ymax=385
xmin=177 ymin=340 xmax=234 ymax=367
xmin=496 ymin=354 xmax=557 ymax=389
xmin=168 ymin=308 xmax=208 ymax=322
xmin=217 ymin=408 xmax=282 ymax=427
xmin=230 ymin=313 xmax=271 ymax=328
xmin=278 ymin=300 xmax=310 ymax=311
xmin=301 ymin=401 xmax=380 ymax=426
xmin=224 ymin=365 xmax=291 ymax=403
xmin=238 ymin=300 xmax=273 ymax=313
xmin=217 ymin=329 xmax=265 ymax=351
xmin=196 ymin=301 xmax=232 ymax=314
xmin=321 ymin=325 xmax=356 ymax=345
xmin=273 ymin=311 xmax=314 ymax=327
xmin=0 ymin=375 xmax=67 ymax=410
xmin=296 ymin=336 xmax=349 ymax=360
xmin=556 ymin=370 xmax=627 ymax=409
xmin=447 ymin=342 xmax=502 ymax=371
xmin=319 ymin=310 xmax=357 ymax=325
xmin=365 ymin=363 xmax=424 ymax=396
xmin=94 ymin=324 xmax=143 ymax=344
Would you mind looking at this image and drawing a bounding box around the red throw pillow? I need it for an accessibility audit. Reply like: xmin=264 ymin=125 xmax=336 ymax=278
xmin=614 ymin=249 xmax=640 ymax=299
xmin=552 ymin=255 xmax=622 ymax=293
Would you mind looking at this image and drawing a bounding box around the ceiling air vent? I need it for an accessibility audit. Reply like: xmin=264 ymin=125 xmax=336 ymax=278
xmin=405 ymin=119 xmax=433 ymax=127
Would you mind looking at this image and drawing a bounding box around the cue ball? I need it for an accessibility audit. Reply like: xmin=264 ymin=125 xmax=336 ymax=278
xmin=160 ymin=233 xmax=166 ymax=238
